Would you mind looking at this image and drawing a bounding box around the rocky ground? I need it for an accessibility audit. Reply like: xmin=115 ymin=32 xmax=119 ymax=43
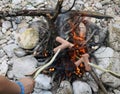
xmin=0 ymin=0 xmax=120 ymax=94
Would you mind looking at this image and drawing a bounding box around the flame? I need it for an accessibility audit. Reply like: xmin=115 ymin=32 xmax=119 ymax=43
xmin=49 ymin=68 xmax=55 ymax=72
xmin=69 ymin=21 xmax=87 ymax=76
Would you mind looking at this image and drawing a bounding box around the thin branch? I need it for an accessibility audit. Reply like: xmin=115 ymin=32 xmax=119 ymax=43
xmin=89 ymin=69 xmax=108 ymax=94
xmin=52 ymin=0 xmax=64 ymax=21
xmin=33 ymin=48 xmax=61 ymax=79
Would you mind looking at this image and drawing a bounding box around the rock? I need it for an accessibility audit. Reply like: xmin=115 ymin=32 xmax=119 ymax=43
xmin=12 ymin=21 xmax=18 ymax=30
xmin=113 ymin=89 xmax=120 ymax=94
xmin=0 ymin=39 xmax=7 ymax=45
xmin=1 ymin=28 xmax=7 ymax=34
xmin=2 ymin=21 xmax=12 ymax=30
xmin=17 ymin=28 xmax=39 ymax=49
xmin=18 ymin=21 xmax=29 ymax=30
xmin=7 ymin=71 xmax=14 ymax=79
xmin=32 ymin=90 xmax=52 ymax=94
xmin=3 ymin=44 xmax=19 ymax=58
xmin=87 ymin=80 xmax=98 ymax=93
xmin=101 ymin=0 xmax=111 ymax=5
xmin=35 ymin=74 xmax=52 ymax=90
xmin=0 ymin=31 xmax=3 ymax=39
xmin=12 ymin=55 xmax=37 ymax=78
xmin=14 ymin=48 xmax=26 ymax=57
xmin=0 ymin=49 xmax=5 ymax=58
xmin=56 ymin=80 xmax=73 ymax=94
xmin=106 ymin=7 xmax=115 ymax=17
xmin=12 ymin=0 xmax=22 ymax=4
xmin=94 ymin=47 xmax=114 ymax=75
xmin=73 ymin=81 xmax=92 ymax=94
xmin=101 ymin=51 xmax=120 ymax=88
xmin=0 ymin=60 xmax=8 ymax=76
xmin=109 ymin=19 xmax=120 ymax=51
xmin=94 ymin=2 xmax=103 ymax=9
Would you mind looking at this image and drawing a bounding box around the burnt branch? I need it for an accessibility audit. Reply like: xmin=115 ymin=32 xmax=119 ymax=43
xmin=52 ymin=0 xmax=64 ymax=21
xmin=89 ymin=70 xmax=108 ymax=94
xmin=0 ymin=9 xmax=113 ymax=19
xmin=0 ymin=9 xmax=52 ymax=18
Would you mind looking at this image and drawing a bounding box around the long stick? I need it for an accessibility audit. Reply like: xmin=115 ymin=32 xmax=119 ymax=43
xmin=33 ymin=49 xmax=61 ymax=79
xmin=89 ymin=63 xmax=120 ymax=79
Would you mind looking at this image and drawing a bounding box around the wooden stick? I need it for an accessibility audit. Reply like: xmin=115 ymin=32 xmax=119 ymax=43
xmin=0 ymin=10 xmax=113 ymax=19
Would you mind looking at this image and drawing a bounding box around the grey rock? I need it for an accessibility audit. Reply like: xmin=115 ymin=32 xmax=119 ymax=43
xmin=109 ymin=19 xmax=120 ymax=51
xmin=101 ymin=51 xmax=120 ymax=88
xmin=3 ymin=44 xmax=19 ymax=58
xmin=73 ymin=81 xmax=92 ymax=94
xmin=101 ymin=0 xmax=111 ymax=5
xmin=7 ymin=71 xmax=14 ymax=79
xmin=33 ymin=90 xmax=52 ymax=94
xmin=12 ymin=0 xmax=22 ymax=4
xmin=95 ymin=2 xmax=103 ymax=9
xmin=0 ymin=60 xmax=8 ymax=76
xmin=94 ymin=47 xmax=114 ymax=75
xmin=2 ymin=21 xmax=12 ymax=30
xmin=0 ymin=31 xmax=3 ymax=39
xmin=1 ymin=28 xmax=7 ymax=34
xmin=0 ymin=49 xmax=5 ymax=58
xmin=35 ymin=74 xmax=52 ymax=90
xmin=0 ymin=39 xmax=8 ymax=45
xmin=14 ymin=48 xmax=26 ymax=57
xmin=12 ymin=21 xmax=18 ymax=30
xmin=113 ymin=89 xmax=120 ymax=94
xmin=56 ymin=80 xmax=73 ymax=94
xmin=87 ymin=80 xmax=98 ymax=93
xmin=106 ymin=7 xmax=115 ymax=17
xmin=12 ymin=55 xmax=37 ymax=78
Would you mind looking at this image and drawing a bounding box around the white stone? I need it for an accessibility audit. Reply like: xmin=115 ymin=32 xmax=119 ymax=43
xmin=106 ymin=8 xmax=115 ymax=17
xmin=109 ymin=20 xmax=120 ymax=51
xmin=56 ymin=80 xmax=73 ymax=94
xmin=3 ymin=44 xmax=19 ymax=58
xmin=113 ymin=89 xmax=120 ymax=94
xmin=7 ymin=71 xmax=14 ymax=79
xmin=35 ymin=74 xmax=52 ymax=90
xmin=12 ymin=21 xmax=18 ymax=30
xmin=0 ymin=31 xmax=3 ymax=39
xmin=2 ymin=28 xmax=7 ymax=34
xmin=95 ymin=2 xmax=102 ymax=9
xmin=33 ymin=91 xmax=52 ymax=94
xmin=94 ymin=47 xmax=114 ymax=75
xmin=12 ymin=55 xmax=37 ymax=78
xmin=0 ymin=49 xmax=5 ymax=58
xmin=0 ymin=60 xmax=8 ymax=76
xmin=0 ymin=39 xmax=7 ymax=45
xmin=14 ymin=48 xmax=26 ymax=57
xmin=12 ymin=0 xmax=22 ymax=4
xmin=73 ymin=81 xmax=92 ymax=94
xmin=101 ymin=51 xmax=120 ymax=88
xmin=2 ymin=21 xmax=12 ymax=30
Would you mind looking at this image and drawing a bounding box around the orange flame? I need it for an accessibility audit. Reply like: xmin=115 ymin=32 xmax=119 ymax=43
xmin=69 ymin=21 xmax=87 ymax=76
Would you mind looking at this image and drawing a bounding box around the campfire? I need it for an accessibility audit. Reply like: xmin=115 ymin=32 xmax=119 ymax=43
xmin=32 ymin=14 xmax=108 ymax=82
xmin=1 ymin=0 xmax=119 ymax=93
